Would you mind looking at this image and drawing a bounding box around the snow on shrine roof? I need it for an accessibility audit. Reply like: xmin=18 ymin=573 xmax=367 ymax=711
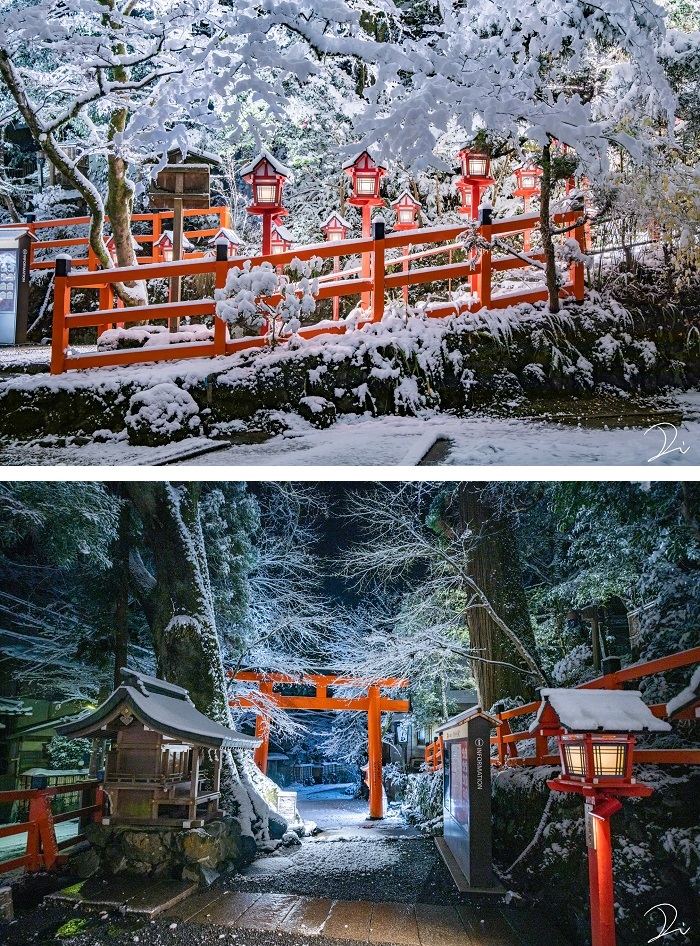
xmin=240 ymin=149 xmax=294 ymax=182
xmin=666 ymin=665 xmax=700 ymax=717
xmin=211 ymin=227 xmax=242 ymax=245
xmin=57 ymin=669 xmax=260 ymax=750
xmin=390 ymin=189 xmax=420 ymax=208
xmin=530 ymin=688 xmax=672 ymax=734
xmin=271 ymin=223 xmax=293 ymax=242
xmin=321 ymin=212 xmax=352 ymax=230
xmin=435 ymin=705 xmax=503 ymax=736
xmin=342 ymin=150 xmax=387 ymax=171
xmin=154 ymin=230 xmax=194 ymax=250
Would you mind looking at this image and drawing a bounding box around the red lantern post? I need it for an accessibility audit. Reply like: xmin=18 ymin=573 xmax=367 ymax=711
xmin=321 ymin=212 xmax=351 ymax=320
xmin=344 ymin=151 xmax=386 ymax=309
xmin=513 ymin=166 xmax=542 ymax=251
xmin=456 ymin=149 xmax=494 ymax=293
xmin=531 ymin=689 xmax=672 ymax=946
xmin=241 ymin=150 xmax=292 ymax=256
xmin=456 ymin=149 xmax=494 ymax=220
xmin=390 ymin=190 xmax=421 ymax=303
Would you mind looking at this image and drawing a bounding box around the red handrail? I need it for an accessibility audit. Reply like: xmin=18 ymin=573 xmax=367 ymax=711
xmin=425 ymin=646 xmax=700 ymax=771
xmin=49 ymin=210 xmax=585 ymax=374
xmin=0 ymin=780 xmax=103 ymax=875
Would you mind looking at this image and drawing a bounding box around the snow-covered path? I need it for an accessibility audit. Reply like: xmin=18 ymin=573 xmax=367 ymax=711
xmin=1 ymin=391 xmax=698 ymax=467
xmin=292 ymin=783 xmax=420 ymax=840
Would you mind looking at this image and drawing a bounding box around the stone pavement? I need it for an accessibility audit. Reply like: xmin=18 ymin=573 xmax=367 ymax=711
xmin=161 ymin=889 xmax=574 ymax=945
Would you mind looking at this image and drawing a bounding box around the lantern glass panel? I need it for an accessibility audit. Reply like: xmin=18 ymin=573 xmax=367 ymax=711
xmin=163 ymin=246 xmax=173 ymax=262
xmin=399 ymin=208 xmax=414 ymax=223
xmin=592 ymin=741 xmax=627 ymax=777
xmin=256 ymin=183 xmax=277 ymax=204
xmin=468 ymin=156 xmax=488 ymax=177
xmin=271 ymin=243 xmax=284 ymax=255
xmin=462 ymin=190 xmax=472 ymax=207
xmin=328 ymin=231 xmax=343 ymax=242
xmin=523 ymin=175 xmax=536 ymax=189
xmin=356 ymin=175 xmax=376 ymax=196
xmin=563 ymin=742 xmax=586 ymax=777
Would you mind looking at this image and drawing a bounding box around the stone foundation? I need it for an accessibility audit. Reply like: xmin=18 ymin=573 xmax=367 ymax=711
xmin=71 ymin=817 xmax=257 ymax=886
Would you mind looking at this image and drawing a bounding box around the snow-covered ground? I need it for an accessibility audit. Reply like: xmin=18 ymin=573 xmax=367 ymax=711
xmin=291 ymin=783 xmax=419 ymax=840
xmin=2 ymin=390 xmax=698 ymax=466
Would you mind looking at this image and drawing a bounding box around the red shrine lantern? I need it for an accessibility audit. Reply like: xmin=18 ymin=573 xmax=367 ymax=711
xmin=532 ymin=688 xmax=672 ymax=946
xmin=270 ymin=221 xmax=293 ymax=256
xmin=390 ymin=190 xmax=421 ymax=230
xmin=321 ymin=212 xmax=351 ymax=243
xmin=153 ymin=230 xmax=192 ymax=263
xmin=241 ymin=150 xmax=292 ymax=256
xmin=344 ymin=150 xmax=387 ymax=311
xmin=241 ymin=150 xmax=291 ymax=214
xmin=210 ymin=227 xmax=241 ymax=258
xmin=344 ymin=151 xmax=387 ymax=207
xmin=513 ymin=166 xmax=542 ymax=200
xmin=456 ymin=149 xmax=494 ymax=220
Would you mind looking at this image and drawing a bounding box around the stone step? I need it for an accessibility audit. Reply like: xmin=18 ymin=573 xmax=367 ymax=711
xmin=48 ymin=877 xmax=196 ymax=918
xmin=370 ymin=902 xmax=421 ymax=945
xmin=232 ymin=892 xmax=300 ymax=930
xmin=323 ymin=899 xmax=375 ymax=941
xmin=415 ymin=902 xmax=475 ymax=946
xmin=278 ymin=896 xmax=334 ymax=936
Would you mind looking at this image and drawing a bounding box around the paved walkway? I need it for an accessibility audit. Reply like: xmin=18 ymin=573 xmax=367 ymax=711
xmin=162 ymin=889 xmax=572 ymax=945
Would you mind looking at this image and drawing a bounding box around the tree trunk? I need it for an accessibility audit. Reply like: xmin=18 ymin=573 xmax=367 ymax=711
xmin=0 ymin=47 xmax=145 ymax=307
xmin=123 ymin=481 xmax=274 ymax=839
xmin=457 ymin=483 xmax=540 ymax=711
xmin=540 ymin=143 xmax=560 ymax=314
xmin=112 ymin=499 xmax=130 ymax=689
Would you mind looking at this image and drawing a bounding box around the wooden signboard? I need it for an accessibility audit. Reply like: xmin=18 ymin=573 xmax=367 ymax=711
xmin=149 ymin=164 xmax=211 ymax=211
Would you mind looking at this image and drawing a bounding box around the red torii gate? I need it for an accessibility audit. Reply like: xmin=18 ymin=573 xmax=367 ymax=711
xmin=227 ymin=670 xmax=409 ymax=819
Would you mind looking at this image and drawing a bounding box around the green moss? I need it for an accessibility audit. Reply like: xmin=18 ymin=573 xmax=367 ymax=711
xmin=56 ymin=918 xmax=89 ymax=938
xmin=59 ymin=881 xmax=85 ymax=897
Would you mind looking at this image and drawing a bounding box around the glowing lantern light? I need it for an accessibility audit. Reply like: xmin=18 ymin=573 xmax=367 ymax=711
xmin=209 ymin=227 xmax=242 ymax=258
xmin=531 ymin=688 xmax=672 ymax=946
xmin=240 ymin=150 xmax=292 ymax=255
xmin=343 ymin=151 xmax=387 ymax=310
xmin=390 ymin=190 xmax=421 ymax=231
xmin=456 ymin=148 xmax=494 ymax=221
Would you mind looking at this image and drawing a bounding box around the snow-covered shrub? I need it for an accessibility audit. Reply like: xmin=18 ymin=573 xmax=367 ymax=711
xmin=401 ymin=767 xmax=443 ymax=833
xmin=45 ymin=735 xmax=90 ymax=770
xmin=551 ymin=643 xmax=595 ymax=687
xmin=215 ymin=257 xmax=320 ymax=342
xmin=125 ymin=382 xmax=201 ymax=446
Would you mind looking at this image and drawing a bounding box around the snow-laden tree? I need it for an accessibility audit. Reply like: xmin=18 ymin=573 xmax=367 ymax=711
xmin=357 ymin=0 xmax=677 ymax=311
xmin=335 ymin=483 xmax=547 ymax=714
xmin=0 ymin=0 xmax=407 ymax=303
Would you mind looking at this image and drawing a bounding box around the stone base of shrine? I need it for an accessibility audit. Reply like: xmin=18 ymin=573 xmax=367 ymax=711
xmin=69 ymin=817 xmax=257 ymax=886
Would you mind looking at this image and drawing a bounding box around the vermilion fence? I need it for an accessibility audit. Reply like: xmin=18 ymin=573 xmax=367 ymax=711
xmin=48 ymin=209 xmax=585 ymax=374
xmin=0 ymin=780 xmax=103 ymax=875
xmin=425 ymin=647 xmax=700 ymax=771
xmin=0 ymin=207 xmax=231 ymax=271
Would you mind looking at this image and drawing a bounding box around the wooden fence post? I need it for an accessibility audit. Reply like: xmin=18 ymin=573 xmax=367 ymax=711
xmin=220 ymin=206 xmax=232 ymax=229
xmin=151 ymin=212 xmax=161 ymax=264
xmin=478 ymin=205 xmax=492 ymax=309
xmin=214 ymin=240 xmax=228 ymax=355
xmin=51 ymin=255 xmax=71 ymax=375
xmin=573 ymin=212 xmax=586 ymax=301
xmin=371 ymin=218 xmax=386 ymax=323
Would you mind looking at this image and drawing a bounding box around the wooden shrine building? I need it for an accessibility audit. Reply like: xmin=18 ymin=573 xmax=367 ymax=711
xmin=57 ymin=670 xmax=259 ymax=828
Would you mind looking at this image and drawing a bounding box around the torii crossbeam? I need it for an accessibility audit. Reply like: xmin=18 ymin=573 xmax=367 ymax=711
xmin=228 ymin=670 xmax=410 ymax=819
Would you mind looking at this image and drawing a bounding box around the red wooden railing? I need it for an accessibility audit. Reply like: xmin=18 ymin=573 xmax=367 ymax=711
xmin=425 ymin=647 xmax=700 ymax=771
xmin=0 ymin=780 xmax=103 ymax=875
xmin=49 ymin=210 xmax=586 ymax=374
xmin=0 ymin=207 xmax=231 ymax=270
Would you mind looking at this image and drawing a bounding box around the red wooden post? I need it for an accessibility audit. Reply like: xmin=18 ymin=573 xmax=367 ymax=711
xmin=87 ymin=244 xmax=97 ymax=272
xmin=588 ymin=802 xmax=618 ymax=946
xmin=214 ymin=240 xmax=228 ymax=355
xmin=220 ymin=206 xmax=232 ymax=229
xmin=573 ymin=218 xmax=586 ymax=301
xmin=362 ymin=204 xmax=372 ymax=310
xmin=152 ymin=212 xmax=162 ymax=264
xmin=51 ymin=255 xmax=71 ymax=375
xmin=478 ymin=210 xmax=492 ymax=309
xmin=262 ymin=212 xmax=273 ymax=257
xmin=367 ymin=685 xmax=384 ymax=818
xmin=371 ymin=218 xmax=386 ymax=323
xmin=254 ymin=680 xmax=273 ymax=774
xmin=27 ymin=792 xmax=58 ymax=871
